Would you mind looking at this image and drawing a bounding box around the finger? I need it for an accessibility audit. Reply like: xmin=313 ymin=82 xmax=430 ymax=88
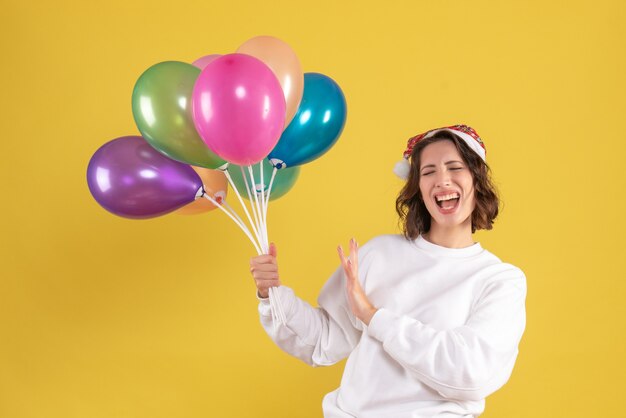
xmin=257 ymin=279 xmax=281 ymax=290
xmin=250 ymin=263 xmax=278 ymax=273
xmin=337 ymin=245 xmax=348 ymax=269
xmin=269 ymin=242 xmax=277 ymax=258
xmin=250 ymin=254 xmax=277 ymax=266
xmin=252 ymin=271 xmax=280 ymax=281
xmin=257 ymin=278 xmax=281 ymax=287
xmin=349 ymin=238 xmax=356 ymax=266
xmin=345 ymin=259 xmax=358 ymax=283
xmin=350 ymin=238 xmax=359 ymax=271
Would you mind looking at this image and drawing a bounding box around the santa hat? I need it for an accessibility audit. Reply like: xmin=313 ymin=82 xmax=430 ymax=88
xmin=393 ymin=124 xmax=486 ymax=180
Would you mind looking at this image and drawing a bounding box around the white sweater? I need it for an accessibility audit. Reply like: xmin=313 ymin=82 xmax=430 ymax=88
xmin=258 ymin=234 xmax=527 ymax=418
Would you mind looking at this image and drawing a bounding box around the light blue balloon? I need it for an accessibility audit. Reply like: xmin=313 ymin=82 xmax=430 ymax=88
xmin=268 ymin=72 xmax=347 ymax=169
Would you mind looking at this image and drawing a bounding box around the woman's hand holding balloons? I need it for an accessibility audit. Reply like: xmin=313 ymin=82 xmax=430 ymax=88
xmin=250 ymin=243 xmax=281 ymax=299
xmin=337 ymin=239 xmax=377 ymax=326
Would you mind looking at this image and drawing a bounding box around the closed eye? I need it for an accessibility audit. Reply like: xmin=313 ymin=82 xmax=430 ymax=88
xmin=422 ymin=171 xmax=434 ymax=176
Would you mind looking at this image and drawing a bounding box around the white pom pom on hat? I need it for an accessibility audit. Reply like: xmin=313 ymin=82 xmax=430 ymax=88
xmin=394 ymin=124 xmax=486 ymax=180
xmin=393 ymin=159 xmax=411 ymax=179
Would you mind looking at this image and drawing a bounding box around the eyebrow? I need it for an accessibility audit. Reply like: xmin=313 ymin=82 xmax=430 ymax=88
xmin=420 ymin=160 xmax=465 ymax=171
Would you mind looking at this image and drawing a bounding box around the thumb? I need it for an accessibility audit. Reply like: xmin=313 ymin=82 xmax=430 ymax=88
xmin=269 ymin=242 xmax=278 ymax=258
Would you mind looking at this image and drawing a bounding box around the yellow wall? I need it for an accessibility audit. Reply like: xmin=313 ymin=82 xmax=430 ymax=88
xmin=1 ymin=0 xmax=625 ymax=416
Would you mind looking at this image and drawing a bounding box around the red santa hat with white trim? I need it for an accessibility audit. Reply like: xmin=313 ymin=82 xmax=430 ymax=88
xmin=393 ymin=124 xmax=487 ymax=179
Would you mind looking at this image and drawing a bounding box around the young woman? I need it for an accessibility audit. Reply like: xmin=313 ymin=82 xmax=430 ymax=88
xmin=249 ymin=125 xmax=527 ymax=418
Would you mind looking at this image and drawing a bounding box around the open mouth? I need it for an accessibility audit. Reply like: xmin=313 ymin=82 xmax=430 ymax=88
xmin=435 ymin=192 xmax=460 ymax=211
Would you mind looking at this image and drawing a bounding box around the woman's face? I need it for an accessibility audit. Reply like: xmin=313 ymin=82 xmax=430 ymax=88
xmin=418 ymin=140 xmax=475 ymax=229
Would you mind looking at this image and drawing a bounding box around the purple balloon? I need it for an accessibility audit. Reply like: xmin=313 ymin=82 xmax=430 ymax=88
xmin=87 ymin=136 xmax=203 ymax=219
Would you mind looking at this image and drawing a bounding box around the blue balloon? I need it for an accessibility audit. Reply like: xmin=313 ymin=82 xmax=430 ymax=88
xmin=268 ymin=72 xmax=347 ymax=169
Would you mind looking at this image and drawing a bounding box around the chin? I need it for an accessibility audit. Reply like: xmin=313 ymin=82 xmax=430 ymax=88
xmin=431 ymin=211 xmax=473 ymax=229
xmin=435 ymin=218 xmax=464 ymax=228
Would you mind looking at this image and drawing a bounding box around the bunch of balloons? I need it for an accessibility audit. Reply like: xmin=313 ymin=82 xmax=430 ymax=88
xmin=87 ymin=36 xmax=346 ymax=323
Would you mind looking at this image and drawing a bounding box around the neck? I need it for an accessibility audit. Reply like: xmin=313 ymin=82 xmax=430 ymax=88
xmin=423 ymin=219 xmax=474 ymax=249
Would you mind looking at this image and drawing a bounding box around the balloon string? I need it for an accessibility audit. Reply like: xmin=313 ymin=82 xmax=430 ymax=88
xmin=256 ymin=164 xmax=268 ymax=251
xmin=203 ymin=193 xmax=277 ymax=337
xmin=259 ymin=161 xmax=268 ymax=249
xmin=246 ymin=165 xmax=267 ymax=252
xmin=262 ymin=167 xmax=278 ymax=259
xmin=222 ymin=200 xmax=246 ymax=228
xmin=223 ymin=169 xmax=262 ymax=249
xmin=255 ymin=165 xmax=266 ymax=250
xmin=202 ymin=194 xmax=261 ymax=255
xmin=248 ymin=165 xmax=286 ymax=326
xmin=214 ymin=169 xmax=283 ymax=326
xmin=264 ymin=167 xmax=278 ymax=221
xmin=239 ymin=166 xmax=263 ymax=250
xmin=245 ymin=165 xmax=286 ymax=326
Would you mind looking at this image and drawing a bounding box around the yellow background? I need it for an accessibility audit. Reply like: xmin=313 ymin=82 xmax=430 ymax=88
xmin=1 ymin=0 xmax=625 ymax=416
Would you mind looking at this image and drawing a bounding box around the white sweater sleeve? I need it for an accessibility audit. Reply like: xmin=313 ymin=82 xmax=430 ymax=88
xmin=367 ymin=266 xmax=527 ymax=402
xmin=258 ymin=265 xmax=363 ymax=367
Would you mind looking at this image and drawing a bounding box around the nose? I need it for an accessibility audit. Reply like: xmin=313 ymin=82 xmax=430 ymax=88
xmin=435 ymin=170 xmax=452 ymax=188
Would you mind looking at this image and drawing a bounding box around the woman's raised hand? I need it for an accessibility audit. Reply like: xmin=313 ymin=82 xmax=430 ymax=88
xmin=250 ymin=242 xmax=280 ymax=299
xmin=337 ymin=238 xmax=378 ymax=325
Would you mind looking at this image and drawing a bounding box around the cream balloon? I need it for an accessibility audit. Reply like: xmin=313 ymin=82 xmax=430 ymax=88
xmin=236 ymin=36 xmax=304 ymax=126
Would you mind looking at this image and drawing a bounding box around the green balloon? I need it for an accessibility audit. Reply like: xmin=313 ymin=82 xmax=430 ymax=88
xmin=228 ymin=159 xmax=300 ymax=201
xmin=132 ymin=61 xmax=226 ymax=169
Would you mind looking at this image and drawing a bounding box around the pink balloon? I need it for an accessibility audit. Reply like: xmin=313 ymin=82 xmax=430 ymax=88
xmin=192 ymin=53 xmax=286 ymax=166
xmin=192 ymin=54 xmax=221 ymax=70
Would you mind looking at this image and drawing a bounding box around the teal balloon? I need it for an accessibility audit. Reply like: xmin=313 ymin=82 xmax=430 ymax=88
xmin=227 ymin=159 xmax=300 ymax=201
xmin=268 ymin=72 xmax=346 ymax=169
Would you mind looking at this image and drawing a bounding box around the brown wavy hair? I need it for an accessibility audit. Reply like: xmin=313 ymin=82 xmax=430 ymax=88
xmin=395 ymin=131 xmax=500 ymax=240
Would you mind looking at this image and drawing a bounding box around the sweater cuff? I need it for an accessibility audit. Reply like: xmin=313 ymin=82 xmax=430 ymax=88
xmin=367 ymin=308 xmax=399 ymax=342
xmin=257 ymin=294 xmax=272 ymax=317
xmin=257 ymin=286 xmax=294 ymax=318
